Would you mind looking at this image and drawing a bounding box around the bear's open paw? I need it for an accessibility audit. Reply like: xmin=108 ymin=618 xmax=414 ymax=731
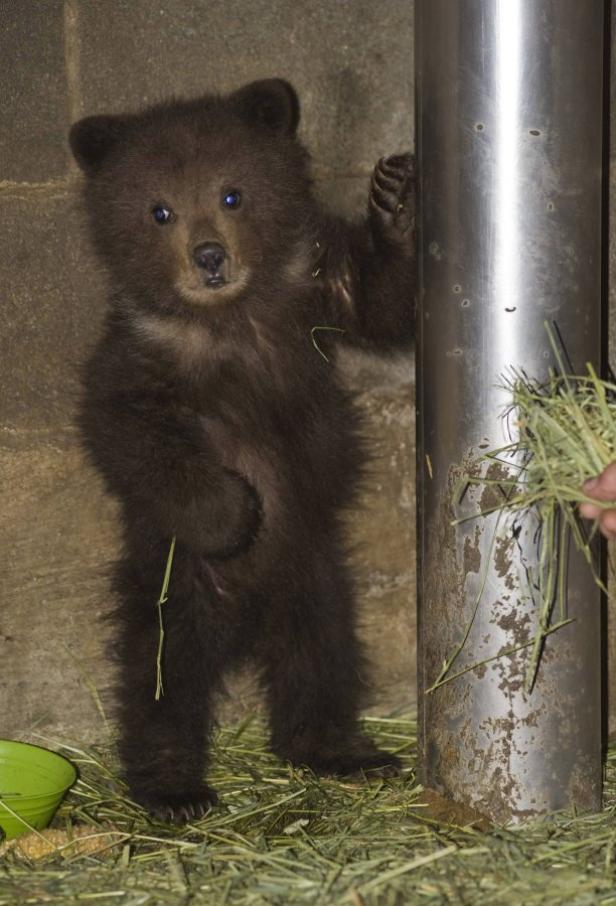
xmin=369 ymin=153 xmax=416 ymax=246
xmin=138 ymin=785 xmax=219 ymax=824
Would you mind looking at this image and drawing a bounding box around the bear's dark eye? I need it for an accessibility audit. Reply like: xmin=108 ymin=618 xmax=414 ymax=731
xmin=222 ymin=190 xmax=242 ymax=210
xmin=152 ymin=205 xmax=173 ymax=225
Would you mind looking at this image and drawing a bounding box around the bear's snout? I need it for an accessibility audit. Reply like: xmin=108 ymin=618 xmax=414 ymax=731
xmin=193 ymin=242 xmax=227 ymax=286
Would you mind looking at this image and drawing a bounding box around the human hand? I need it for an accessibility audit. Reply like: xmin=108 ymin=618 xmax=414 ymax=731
xmin=579 ymin=462 xmax=616 ymax=539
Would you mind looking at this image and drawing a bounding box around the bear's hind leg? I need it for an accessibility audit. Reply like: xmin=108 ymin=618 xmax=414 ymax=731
xmin=260 ymin=552 xmax=401 ymax=778
xmin=113 ymin=557 xmax=222 ymax=823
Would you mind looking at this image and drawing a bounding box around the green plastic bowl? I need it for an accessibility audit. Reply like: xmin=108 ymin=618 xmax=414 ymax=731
xmin=0 ymin=740 xmax=77 ymax=840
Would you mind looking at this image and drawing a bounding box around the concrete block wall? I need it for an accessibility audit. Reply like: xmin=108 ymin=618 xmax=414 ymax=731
xmin=1 ymin=0 xmax=416 ymax=740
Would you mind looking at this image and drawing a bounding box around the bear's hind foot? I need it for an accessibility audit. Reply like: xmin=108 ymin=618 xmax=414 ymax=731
xmin=135 ymin=785 xmax=219 ymax=824
xmin=309 ymin=746 xmax=402 ymax=779
xmin=281 ymin=734 xmax=402 ymax=779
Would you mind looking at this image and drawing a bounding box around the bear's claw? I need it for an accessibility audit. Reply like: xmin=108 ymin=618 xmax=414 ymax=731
xmin=140 ymin=786 xmax=219 ymax=824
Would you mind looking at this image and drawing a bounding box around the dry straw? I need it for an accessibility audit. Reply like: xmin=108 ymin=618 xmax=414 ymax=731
xmin=3 ymin=717 xmax=616 ymax=903
xmin=440 ymin=324 xmax=613 ymax=692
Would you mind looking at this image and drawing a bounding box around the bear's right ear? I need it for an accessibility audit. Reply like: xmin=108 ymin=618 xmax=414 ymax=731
xmin=232 ymin=79 xmax=300 ymax=136
xmin=69 ymin=115 xmax=128 ymax=175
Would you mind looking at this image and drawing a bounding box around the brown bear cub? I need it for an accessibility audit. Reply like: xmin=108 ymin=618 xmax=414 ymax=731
xmin=70 ymin=79 xmax=415 ymax=823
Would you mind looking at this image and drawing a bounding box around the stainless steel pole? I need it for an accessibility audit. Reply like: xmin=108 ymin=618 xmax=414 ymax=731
xmin=416 ymin=1 xmax=605 ymax=822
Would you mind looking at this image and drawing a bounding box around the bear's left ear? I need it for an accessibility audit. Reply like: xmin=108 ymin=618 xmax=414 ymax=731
xmin=69 ymin=115 xmax=129 ymax=175
xmin=232 ymin=79 xmax=300 ymax=135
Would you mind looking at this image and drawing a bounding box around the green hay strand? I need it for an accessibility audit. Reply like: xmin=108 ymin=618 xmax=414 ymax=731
xmin=310 ymin=326 xmax=346 ymax=362
xmin=155 ymin=536 xmax=176 ymax=701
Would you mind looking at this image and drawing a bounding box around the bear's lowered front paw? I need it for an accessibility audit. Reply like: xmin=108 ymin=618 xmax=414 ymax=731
xmin=171 ymin=469 xmax=262 ymax=559
xmin=369 ymin=152 xmax=416 ymax=247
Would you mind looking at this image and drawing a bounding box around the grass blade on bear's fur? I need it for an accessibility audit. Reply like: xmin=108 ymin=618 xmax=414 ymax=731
xmin=155 ymin=535 xmax=176 ymax=701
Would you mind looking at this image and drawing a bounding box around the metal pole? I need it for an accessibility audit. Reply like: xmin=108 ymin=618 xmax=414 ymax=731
xmin=416 ymin=1 xmax=605 ymax=822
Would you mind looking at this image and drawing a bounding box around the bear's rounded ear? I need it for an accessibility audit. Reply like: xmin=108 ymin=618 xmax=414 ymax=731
xmin=233 ymin=79 xmax=300 ymax=135
xmin=69 ymin=115 xmax=127 ymax=175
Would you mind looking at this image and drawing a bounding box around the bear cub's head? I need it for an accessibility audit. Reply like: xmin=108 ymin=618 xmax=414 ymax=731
xmin=70 ymin=80 xmax=317 ymax=313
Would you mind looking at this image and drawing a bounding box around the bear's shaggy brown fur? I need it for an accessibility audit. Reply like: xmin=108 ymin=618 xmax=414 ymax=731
xmin=70 ymin=79 xmax=415 ymax=822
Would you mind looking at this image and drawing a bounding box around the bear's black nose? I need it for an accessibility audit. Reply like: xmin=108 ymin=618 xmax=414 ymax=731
xmin=193 ymin=242 xmax=226 ymax=275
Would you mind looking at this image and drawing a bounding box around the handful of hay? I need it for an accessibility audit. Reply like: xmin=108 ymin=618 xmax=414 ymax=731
xmin=441 ymin=330 xmax=615 ymax=692
xmin=477 ymin=362 xmax=616 ymax=529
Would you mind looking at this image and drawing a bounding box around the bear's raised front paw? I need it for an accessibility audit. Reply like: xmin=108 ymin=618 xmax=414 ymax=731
xmin=138 ymin=785 xmax=219 ymax=824
xmin=369 ymin=152 xmax=416 ymax=246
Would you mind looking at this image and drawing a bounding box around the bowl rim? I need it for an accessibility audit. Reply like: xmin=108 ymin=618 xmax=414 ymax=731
xmin=0 ymin=738 xmax=77 ymax=801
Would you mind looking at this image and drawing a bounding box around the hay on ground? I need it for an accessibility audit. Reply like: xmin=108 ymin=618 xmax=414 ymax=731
xmin=2 ymin=716 xmax=616 ymax=905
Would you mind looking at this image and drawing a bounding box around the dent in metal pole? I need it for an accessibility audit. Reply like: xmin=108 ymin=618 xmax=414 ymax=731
xmin=416 ymin=1 xmax=605 ymax=822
